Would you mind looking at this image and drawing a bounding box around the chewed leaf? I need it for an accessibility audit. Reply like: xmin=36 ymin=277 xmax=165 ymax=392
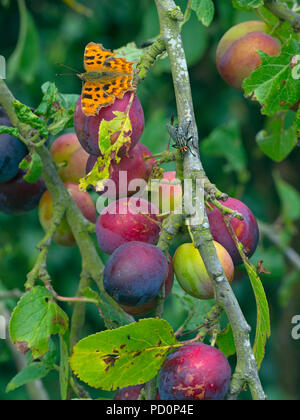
xmin=70 ymin=318 xmax=180 ymax=390
xmin=0 ymin=126 xmax=21 ymax=139
xmin=13 ymin=100 xmax=49 ymax=138
xmin=9 ymin=287 xmax=69 ymax=359
xmin=19 ymin=152 xmax=43 ymax=183
xmin=243 ymin=39 xmax=300 ymax=116
xmin=36 ymin=82 xmax=79 ymax=135
xmin=79 ymin=110 xmax=132 ymax=192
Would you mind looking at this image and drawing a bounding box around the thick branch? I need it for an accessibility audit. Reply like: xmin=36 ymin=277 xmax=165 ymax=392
xmin=265 ymin=0 xmax=300 ymax=32
xmin=155 ymin=0 xmax=265 ymax=400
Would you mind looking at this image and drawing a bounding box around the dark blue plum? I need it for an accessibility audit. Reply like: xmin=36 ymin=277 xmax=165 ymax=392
xmin=103 ymin=241 xmax=168 ymax=306
xmin=0 ymin=170 xmax=46 ymax=214
xmin=0 ymin=108 xmax=28 ymax=183
xmin=158 ymin=343 xmax=231 ymax=400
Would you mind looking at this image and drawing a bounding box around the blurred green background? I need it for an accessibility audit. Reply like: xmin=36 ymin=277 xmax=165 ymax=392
xmin=0 ymin=0 xmax=300 ymax=400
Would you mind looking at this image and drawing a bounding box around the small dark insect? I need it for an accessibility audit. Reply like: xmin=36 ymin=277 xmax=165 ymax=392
xmin=167 ymin=120 xmax=196 ymax=157
xmin=172 ymin=136 xmax=195 ymax=157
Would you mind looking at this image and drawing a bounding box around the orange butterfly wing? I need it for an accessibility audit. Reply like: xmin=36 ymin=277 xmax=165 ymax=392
xmin=84 ymin=42 xmax=115 ymax=72
xmin=82 ymin=43 xmax=135 ymax=116
xmin=81 ymin=81 xmax=115 ymax=117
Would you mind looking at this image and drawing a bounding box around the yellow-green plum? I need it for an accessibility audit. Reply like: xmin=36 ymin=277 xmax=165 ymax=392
xmin=173 ymin=242 xmax=234 ymax=299
xmin=39 ymin=182 xmax=96 ymax=247
xmin=216 ymin=21 xmax=281 ymax=90
xmin=50 ymin=133 xmax=89 ymax=183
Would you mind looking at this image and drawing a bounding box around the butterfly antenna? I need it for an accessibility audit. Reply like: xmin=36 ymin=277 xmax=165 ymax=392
xmin=56 ymin=73 xmax=78 ymax=77
xmin=56 ymin=63 xmax=81 ymax=73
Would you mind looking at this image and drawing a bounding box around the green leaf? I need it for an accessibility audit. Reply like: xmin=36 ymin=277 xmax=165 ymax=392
xmin=200 ymin=120 xmax=249 ymax=182
xmin=243 ymin=39 xmax=300 ymax=116
xmin=243 ymin=261 xmax=271 ymax=370
xmin=114 ymin=42 xmax=146 ymax=64
xmin=191 ymin=0 xmax=215 ymax=27
xmin=41 ymin=338 xmax=57 ymax=369
xmin=256 ymin=114 xmax=298 ymax=162
xmin=12 ymin=100 xmax=49 ymax=138
xmin=274 ymin=172 xmax=300 ymax=222
xmin=216 ymin=324 xmax=236 ymax=358
xmin=85 ymin=288 xmax=134 ymax=330
xmin=6 ymin=363 xmax=51 ymax=393
xmin=36 ymin=82 xmax=79 ymax=135
xmin=35 ymin=82 xmax=59 ymax=117
xmin=9 ymin=286 xmax=69 ymax=359
xmin=295 ymin=104 xmax=300 ymax=138
xmin=19 ymin=152 xmax=43 ymax=183
xmin=0 ymin=125 xmax=21 ymax=139
xmin=80 ymin=110 xmax=133 ymax=192
xmin=172 ymin=280 xmax=215 ymax=332
xmin=70 ymin=319 xmax=180 ymax=390
xmin=7 ymin=3 xmax=39 ymax=84
xmin=232 ymin=0 xmax=264 ymax=10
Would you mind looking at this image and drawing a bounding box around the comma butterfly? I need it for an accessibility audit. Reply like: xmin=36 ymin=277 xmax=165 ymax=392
xmin=78 ymin=42 xmax=135 ymax=117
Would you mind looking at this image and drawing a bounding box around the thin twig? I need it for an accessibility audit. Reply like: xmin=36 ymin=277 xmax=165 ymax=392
xmin=259 ymin=221 xmax=300 ymax=271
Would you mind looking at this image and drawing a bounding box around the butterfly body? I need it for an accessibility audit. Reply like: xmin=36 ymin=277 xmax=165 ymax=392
xmin=79 ymin=42 xmax=135 ymax=116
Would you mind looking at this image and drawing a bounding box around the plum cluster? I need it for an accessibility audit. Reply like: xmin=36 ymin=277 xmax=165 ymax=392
xmin=72 ymin=91 xmax=260 ymax=400
xmin=73 ymin=92 xmax=174 ymax=316
xmin=0 ymin=54 xmax=263 ymax=399
xmin=72 ymin=92 xmax=261 ymax=400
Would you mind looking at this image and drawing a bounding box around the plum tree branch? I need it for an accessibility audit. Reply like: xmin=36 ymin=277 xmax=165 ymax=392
xmin=264 ymin=0 xmax=300 ymax=32
xmin=154 ymin=0 xmax=266 ymax=400
xmin=0 ymin=80 xmax=134 ymax=336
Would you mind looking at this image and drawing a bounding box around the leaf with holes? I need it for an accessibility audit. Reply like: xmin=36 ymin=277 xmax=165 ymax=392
xmin=12 ymin=100 xmax=49 ymax=138
xmin=243 ymin=39 xmax=300 ymax=116
xmin=9 ymin=287 xmax=69 ymax=359
xmin=70 ymin=318 xmax=180 ymax=390
xmin=19 ymin=152 xmax=43 ymax=183
xmin=80 ymin=110 xmax=132 ymax=192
